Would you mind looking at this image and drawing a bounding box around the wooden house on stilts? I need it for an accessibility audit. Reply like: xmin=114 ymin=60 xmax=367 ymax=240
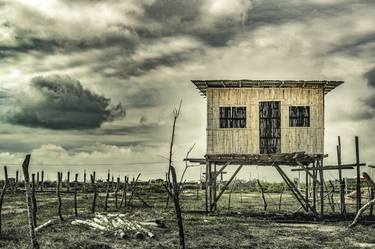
xmin=186 ymin=80 xmax=343 ymax=216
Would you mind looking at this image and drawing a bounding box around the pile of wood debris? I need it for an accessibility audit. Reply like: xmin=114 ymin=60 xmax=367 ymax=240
xmin=72 ymin=213 xmax=166 ymax=239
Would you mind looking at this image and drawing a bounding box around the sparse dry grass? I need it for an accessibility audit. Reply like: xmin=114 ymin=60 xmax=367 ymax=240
xmin=0 ymin=188 xmax=374 ymax=249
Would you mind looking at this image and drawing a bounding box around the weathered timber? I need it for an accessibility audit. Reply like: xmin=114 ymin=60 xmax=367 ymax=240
xmin=355 ymin=136 xmax=361 ymax=212
xmin=115 ymin=177 xmax=120 ymax=209
xmin=91 ymin=174 xmax=97 ymax=214
xmin=31 ymin=174 xmax=37 ymax=227
xmin=337 ymin=136 xmax=346 ymax=216
xmin=257 ymin=179 xmax=267 ymax=211
xmin=0 ymin=166 xmax=8 ymax=235
xmin=41 ymin=171 xmax=44 ymax=191
xmin=318 ymin=159 xmax=324 ymax=217
xmin=127 ymin=173 xmax=141 ymax=207
xmin=120 ymin=176 xmax=128 ymax=208
xmin=57 ymin=172 xmax=63 ymax=221
xmin=74 ymin=173 xmax=78 ymax=217
xmin=104 ymin=177 xmax=110 ymax=211
xmin=170 ymin=166 xmax=185 ymax=249
xmin=21 ymin=155 xmax=39 ymax=249
xmin=67 ymin=171 xmax=70 ymax=192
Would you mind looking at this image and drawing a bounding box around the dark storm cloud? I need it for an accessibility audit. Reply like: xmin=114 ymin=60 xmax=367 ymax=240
xmin=364 ymin=67 xmax=375 ymax=88
xmin=5 ymin=75 xmax=126 ymax=129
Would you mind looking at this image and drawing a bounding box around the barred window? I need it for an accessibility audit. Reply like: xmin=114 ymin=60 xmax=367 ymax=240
xmin=289 ymin=106 xmax=310 ymax=127
xmin=219 ymin=107 xmax=246 ymax=128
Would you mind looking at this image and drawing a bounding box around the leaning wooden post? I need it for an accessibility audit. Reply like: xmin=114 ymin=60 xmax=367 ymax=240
xmin=205 ymin=160 xmax=209 ymax=213
xmin=74 ymin=173 xmax=78 ymax=217
xmin=355 ymin=136 xmax=361 ymax=212
xmin=257 ymin=179 xmax=267 ymax=211
xmin=115 ymin=177 xmax=120 ymax=209
xmin=41 ymin=171 xmax=44 ymax=191
xmin=0 ymin=166 xmax=9 ymax=235
xmin=21 ymin=155 xmax=40 ymax=249
xmin=90 ymin=174 xmax=97 ymax=214
xmin=31 ymin=174 xmax=37 ymax=227
xmin=57 ymin=172 xmax=63 ymax=221
xmin=337 ymin=137 xmax=346 ymax=216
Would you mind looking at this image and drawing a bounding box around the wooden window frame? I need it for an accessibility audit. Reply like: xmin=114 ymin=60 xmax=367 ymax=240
xmin=219 ymin=106 xmax=246 ymax=128
xmin=289 ymin=106 xmax=310 ymax=127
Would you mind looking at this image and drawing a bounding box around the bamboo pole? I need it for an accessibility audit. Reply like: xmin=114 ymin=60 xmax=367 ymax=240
xmin=318 ymin=159 xmax=324 ymax=217
xmin=21 ymin=155 xmax=39 ymax=249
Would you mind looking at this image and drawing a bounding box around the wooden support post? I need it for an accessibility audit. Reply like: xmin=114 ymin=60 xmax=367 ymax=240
xmin=318 ymin=159 xmax=325 ymax=217
xmin=211 ymin=164 xmax=243 ymax=210
xmin=355 ymin=136 xmax=361 ymax=212
xmin=31 ymin=174 xmax=37 ymax=227
xmin=305 ymin=166 xmax=309 ymax=212
xmin=41 ymin=171 xmax=44 ymax=191
xmin=337 ymin=136 xmax=346 ymax=215
xmin=21 ymin=155 xmax=39 ymax=249
xmin=312 ymin=162 xmax=317 ymax=210
xmin=115 ymin=177 xmax=120 ymax=209
xmin=90 ymin=174 xmax=97 ymax=214
xmin=212 ymin=163 xmax=217 ymax=211
xmin=208 ymin=162 xmax=212 ymax=211
xmin=111 ymin=176 xmax=114 ymax=191
xmin=74 ymin=173 xmax=78 ymax=217
xmin=205 ymin=161 xmax=209 ymax=213
xmin=57 ymin=172 xmax=63 ymax=221
xmin=0 ymin=166 xmax=9 ymax=235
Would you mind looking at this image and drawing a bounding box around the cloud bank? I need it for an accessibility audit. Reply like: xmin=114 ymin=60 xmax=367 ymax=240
xmin=5 ymin=75 xmax=126 ymax=129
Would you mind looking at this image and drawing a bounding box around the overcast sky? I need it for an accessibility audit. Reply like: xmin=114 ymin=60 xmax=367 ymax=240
xmin=0 ymin=0 xmax=374 ymax=181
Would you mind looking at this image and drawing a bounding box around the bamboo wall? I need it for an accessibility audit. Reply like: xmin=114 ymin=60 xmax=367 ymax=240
xmin=207 ymin=87 xmax=324 ymax=154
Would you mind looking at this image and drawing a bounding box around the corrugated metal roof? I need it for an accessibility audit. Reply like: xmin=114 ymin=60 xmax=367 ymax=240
xmin=191 ymin=80 xmax=343 ymax=96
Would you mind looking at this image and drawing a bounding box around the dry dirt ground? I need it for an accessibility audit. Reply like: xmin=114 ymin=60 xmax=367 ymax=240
xmin=0 ymin=190 xmax=374 ymax=249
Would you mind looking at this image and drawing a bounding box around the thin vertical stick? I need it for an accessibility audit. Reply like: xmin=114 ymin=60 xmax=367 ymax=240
xmin=205 ymin=161 xmax=209 ymax=213
xmin=57 ymin=172 xmax=63 ymax=221
xmin=41 ymin=171 xmax=44 ymax=191
xmin=120 ymin=176 xmax=128 ymax=208
xmin=305 ymin=167 xmax=309 ymax=212
xmin=15 ymin=170 xmax=19 ymax=191
xmin=127 ymin=174 xmax=141 ymax=207
xmin=312 ymin=162 xmax=317 ymax=210
xmin=337 ymin=136 xmax=346 ymax=215
xmin=74 ymin=173 xmax=78 ymax=217
xmin=91 ymin=174 xmax=97 ymax=214
xmin=67 ymin=171 xmax=70 ymax=192
xmin=31 ymin=174 xmax=37 ymax=227
xmin=21 ymin=155 xmax=39 ymax=249
xmin=0 ymin=166 xmax=9 ymax=235
xmin=257 ymin=179 xmax=267 ymax=211
xmin=115 ymin=177 xmax=120 ymax=209
xmin=355 ymin=136 xmax=361 ymax=212
xmin=83 ymin=170 xmax=87 ymax=192
xmin=278 ymin=188 xmax=284 ymax=212
xmin=36 ymin=172 xmax=39 ymax=191
xmin=104 ymin=176 xmax=110 ymax=211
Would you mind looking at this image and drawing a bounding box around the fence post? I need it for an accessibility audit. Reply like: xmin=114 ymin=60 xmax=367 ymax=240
xmin=31 ymin=174 xmax=37 ymax=227
xmin=115 ymin=177 xmax=120 ymax=209
xmin=0 ymin=166 xmax=9 ymax=235
xmin=57 ymin=172 xmax=63 ymax=221
xmin=91 ymin=174 xmax=97 ymax=214
xmin=74 ymin=173 xmax=78 ymax=217
xmin=21 ymin=155 xmax=39 ymax=249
